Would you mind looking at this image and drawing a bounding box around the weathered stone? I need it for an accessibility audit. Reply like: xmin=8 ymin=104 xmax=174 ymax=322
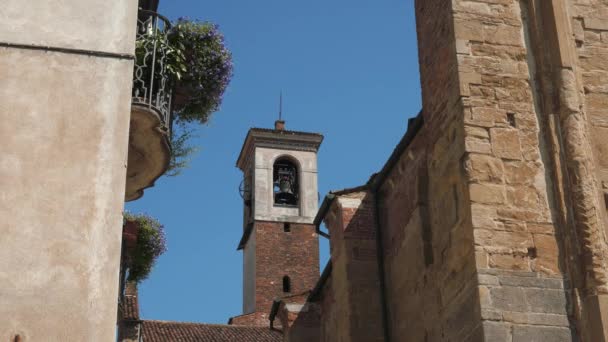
xmin=531 ymin=234 xmax=561 ymax=276
xmin=478 ymin=273 xmax=500 ymax=285
xmin=525 ymin=288 xmax=568 ymax=315
xmin=465 ymin=126 xmax=490 ymax=139
xmin=471 ymin=204 xmax=498 ymax=228
xmin=484 ymin=24 xmax=524 ymax=47
xmin=512 ymin=325 xmax=571 ymax=342
xmin=475 ymin=230 xmax=533 ymax=249
xmin=490 ymin=286 xmax=528 ymax=311
xmin=497 ymin=208 xmax=544 ymax=222
xmin=504 ymin=161 xmax=538 ymax=185
xmin=499 ymin=276 xmax=564 ymax=289
xmin=501 ymin=221 xmax=527 ymax=232
xmin=466 ymin=136 xmax=493 ymax=154
xmin=464 ymin=154 xmax=504 ymax=183
xmin=457 ymin=39 xmax=471 ymax=54
xmin=470 ymin=183 xmax=506 ymax=204
xmin=489 ymin=253 xmax=531 ymax=271
xmin=481 ymin=309 xmax=503 ymax=321
xmin=483 ymin=321 xmax=512 ymax=341
xmin=585 ymin=18 xmax=608 ymax=31
xmin=491 ymin=128 xmax=522 ymax=160
xmin=503 ymin=312 xmax=569 ymax=327
xmin=507 ymin=186 xmax=540 ymax=208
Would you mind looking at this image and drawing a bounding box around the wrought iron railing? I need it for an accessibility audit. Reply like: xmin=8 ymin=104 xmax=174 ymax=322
xmin=132 ymin=10 xmax=173 ymax=132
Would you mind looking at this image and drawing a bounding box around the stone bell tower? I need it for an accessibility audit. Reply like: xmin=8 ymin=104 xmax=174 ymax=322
xmin=232 ymin=120 xmax=323 ymax=326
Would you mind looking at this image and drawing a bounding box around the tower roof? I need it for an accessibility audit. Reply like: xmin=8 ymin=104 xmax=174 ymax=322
xmin=236 ymin=126 xmax=323 ymax=171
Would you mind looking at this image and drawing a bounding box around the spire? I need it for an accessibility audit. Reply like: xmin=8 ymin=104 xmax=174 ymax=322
xmin=275 ymin=91 xmax=285 ymax=131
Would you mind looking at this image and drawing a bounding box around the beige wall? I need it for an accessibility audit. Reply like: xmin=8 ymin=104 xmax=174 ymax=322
xmin=253 ymin=147 xmax=319 ymax=223
xmin=0 ymin=1 xmax=137 ymax=340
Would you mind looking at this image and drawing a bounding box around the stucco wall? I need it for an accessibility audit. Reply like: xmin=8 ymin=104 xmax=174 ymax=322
xmin=0 ymin=1 xmax=136 ymax=340
xmin=0 ymin=0 xmax=137 ymax=54
xmin=253 ymin=147 xmax=319 ymax=223
xmin=243 ymin=230 xmax=256 ymax=314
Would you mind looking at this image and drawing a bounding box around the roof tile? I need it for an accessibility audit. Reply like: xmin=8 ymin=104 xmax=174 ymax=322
xmin=141 ymin=320 xmax=282 ymax=342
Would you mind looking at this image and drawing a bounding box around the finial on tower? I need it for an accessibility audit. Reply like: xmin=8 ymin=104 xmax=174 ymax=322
xmin=275 ymin=91 xmax=285 ymax=131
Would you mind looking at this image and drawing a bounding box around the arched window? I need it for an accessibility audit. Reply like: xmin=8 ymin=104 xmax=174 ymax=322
xmin=273 ymin=158 xmax=298 ymax=206
xmin=283 ymin=276 xmax=291 ymax=293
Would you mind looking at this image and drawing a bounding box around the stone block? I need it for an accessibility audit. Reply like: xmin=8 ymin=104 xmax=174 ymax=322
xmin=466 ymin=137 xmax=493 ymax=154
xmin=504 ymin=161 xmax=538 ymax=185
xmin=525 ymin=288 xmax=568 ymax=315
xmin=469 ymin=183 xmax=505 ymax=204
xmin=585 ymin=18 xmax=608 ymax=31
xmin=499 ymin=276 xmax=564 ymax=289
xmin=457 ymin=39 xmax=471 ymax=54
xmin=464 ymin=154 xmax=504 ymax=183
xmin=465 ymin=126 xmax=490 ymax=139
xmin=489 ymin=286 xmax=527 ymax=312
xmin=502 ymin=312 xmax=569 ymax=327
xmin=489 ymin=253 xmax=531 ymax=271
xmin=527 ymin=223 xmax=555 ymax=234
xmin=474 ymin=230 xmax=532 ymax=249
xmin=507 ymin=186 xmax=540 ymax=208
xmin=478 ymin=273 xmax=500 ymax=285
xmin=483 ymin=321 xmax=512 ymax=341
xmin=467 ymin=107 xmax=506 ymax=127
xmin=484 ymin=24 xmax=524 ymax=47
xmin=471 ymin=204 xmax=498 ymax=228
xmin=531 ymin=234 xmax=560 ymax=275
xmin=491 ymin=128 xmax=522 ymax=160
xmin=481 ymin=309 xmax=503 ymax=321
xmin=512 ymin=325 xmax=571 ymax=342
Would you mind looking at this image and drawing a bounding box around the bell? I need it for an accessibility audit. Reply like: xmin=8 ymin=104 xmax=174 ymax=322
xmin=275 ymin=177 xmax=296 ymax=205
xmin=279 ymin=178 xmax=293 ymax=194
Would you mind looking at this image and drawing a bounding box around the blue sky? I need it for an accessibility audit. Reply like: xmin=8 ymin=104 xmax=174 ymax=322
xmin=126 ymin=0 xmax=421 ymax=324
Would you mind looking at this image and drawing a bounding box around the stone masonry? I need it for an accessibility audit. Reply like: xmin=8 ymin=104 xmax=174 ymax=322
xmin=279 ymin=1 xmax=608 ymax=341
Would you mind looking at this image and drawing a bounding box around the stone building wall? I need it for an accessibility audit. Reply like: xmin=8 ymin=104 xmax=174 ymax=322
xmin=0 ymin=0 xmax=137 ymax=340
xmin=310 ymin=191 xmax=384 ymax=342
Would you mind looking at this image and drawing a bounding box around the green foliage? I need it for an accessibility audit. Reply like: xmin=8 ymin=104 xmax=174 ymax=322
xmin=168 ymin=19 xmax=234 ymax=125
xmin=133 ymin=18 xmax=232 ymax=176
xmin=123 ymin=212 xmax=167 ymax=283
xmin=166 ymin=122 xmax=200 ymax=177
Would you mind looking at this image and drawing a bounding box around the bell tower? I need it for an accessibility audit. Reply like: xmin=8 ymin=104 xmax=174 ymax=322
xmin=234 ymin=120 xmax=322 ymax=325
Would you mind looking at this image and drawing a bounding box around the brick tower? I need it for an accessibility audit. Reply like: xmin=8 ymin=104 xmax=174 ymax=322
xmin=231 ymin=120 xmax=323 ymax=326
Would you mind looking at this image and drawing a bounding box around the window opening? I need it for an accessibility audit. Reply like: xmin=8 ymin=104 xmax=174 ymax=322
xmin=273 ymin=159 xmax=298 ymax=206
xmin=283 ymin=276 xmax=291 ymax=293
xmin=284 ymin=223 xmax=291 ymax=232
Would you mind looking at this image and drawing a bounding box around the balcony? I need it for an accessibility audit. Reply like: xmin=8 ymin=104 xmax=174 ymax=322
xmin=125 ymin=10 xmax=173 ymax=201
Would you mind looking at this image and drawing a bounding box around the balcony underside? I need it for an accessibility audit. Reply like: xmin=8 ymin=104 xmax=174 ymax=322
xmin=125 ymin=105 xmax=170 ymax=202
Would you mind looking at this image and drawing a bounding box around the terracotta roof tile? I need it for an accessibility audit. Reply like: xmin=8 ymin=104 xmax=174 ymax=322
xmin=121 ymin=295 xmax=139 ymax=321
xmin=141 ymin=320 xmax=282 ymax=342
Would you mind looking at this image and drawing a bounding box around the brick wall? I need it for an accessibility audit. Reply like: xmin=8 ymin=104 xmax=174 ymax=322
xmin=253 ymin=221 xmax=319 ymax=318
xmin=316 ymin=191 xmax=384 ymax=342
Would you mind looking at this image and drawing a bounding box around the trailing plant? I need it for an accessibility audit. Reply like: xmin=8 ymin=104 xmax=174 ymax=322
xmin=123 ymin=212 xmax=167 ymax=283
xmin=168 ymin=19 xmax=233 ymax=124
xmin=133 ymin=17 xmax=233 ymax=176
xmin=166 ymin=121 xmax=199 ymax=177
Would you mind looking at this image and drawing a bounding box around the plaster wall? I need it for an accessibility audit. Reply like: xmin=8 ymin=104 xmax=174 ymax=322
xmin=243 ymin=230 xmax=256 ymax=314
xmin=0 ymin=1 xmax=135 ymax=339
xmin=0 ymin=0 xmax=138 ymax=54
xmin=253 ymin=147 xmax=318 ymax=223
